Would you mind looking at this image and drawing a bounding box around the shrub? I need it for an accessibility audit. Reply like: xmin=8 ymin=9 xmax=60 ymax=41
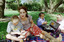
xmin=20 ymin=3 xmax=42 ymax=11
xmin=7 ymin=3 xmax=19 ymax=10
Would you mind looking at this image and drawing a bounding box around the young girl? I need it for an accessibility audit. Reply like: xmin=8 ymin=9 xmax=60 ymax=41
xmin=6 ymin=15 xmax=30 ymax=42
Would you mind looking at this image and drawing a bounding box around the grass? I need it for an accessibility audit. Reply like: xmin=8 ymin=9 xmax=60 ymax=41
xmin=0 ymin=9 xmax=64 ymax=40
xmin=4 ymin=10 xmax=19 ymax=17
xmin=0 ymin=22 xmax=8 ymax=40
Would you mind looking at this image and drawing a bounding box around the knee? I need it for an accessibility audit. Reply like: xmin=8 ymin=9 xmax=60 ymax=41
xmin=6 ymin=34 xmax=11 ymax=39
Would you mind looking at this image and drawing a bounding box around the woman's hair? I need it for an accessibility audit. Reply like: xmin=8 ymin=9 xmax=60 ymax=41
xmin=39 ymin=12 xmax=45 ymax=16
xmin=18 ymin=6 xmax=28 ymax=17
xmin=11 ymin=15 xmax=19 ymax=21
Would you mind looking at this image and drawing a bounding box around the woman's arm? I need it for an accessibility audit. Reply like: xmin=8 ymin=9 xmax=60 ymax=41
xmin=28 ymin=15 xmax=34 ymax=28
xmin=30 ymin=20 xmax=34 ymax=28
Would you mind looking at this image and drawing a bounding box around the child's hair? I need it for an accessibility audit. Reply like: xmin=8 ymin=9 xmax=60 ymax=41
xmin=56 ymin=14 xmax=63 ymax=21
xmin=39 ymin=12 xmax=44 ymax=16
xmin=11 ymin=15 xmax=19 ymax=21
xmin=57 ymin=14 xmax=62 ymax=18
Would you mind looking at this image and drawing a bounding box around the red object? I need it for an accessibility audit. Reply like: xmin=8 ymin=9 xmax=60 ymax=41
xmin=26 ymin=24 xmax=42 ymax=36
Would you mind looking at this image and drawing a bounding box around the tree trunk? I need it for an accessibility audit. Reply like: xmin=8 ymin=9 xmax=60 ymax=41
xmin=44 ymin=0 xmax=49 ymax=12
xmin=0 ymin=0 xmax=5 ymax=18
xmin=48 ymin=0 xmax=54 ymax=14
xmin=44 ymin=0 xmax=49 ymax=9
xmin=16 ymin=0 xmax=19 ymax=7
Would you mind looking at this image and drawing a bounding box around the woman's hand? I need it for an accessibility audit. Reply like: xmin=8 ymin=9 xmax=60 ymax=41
xmin=21 ymin=31 xmax=28 ymax=36
xmin=30 ymin=28 xmax=33 ymax=32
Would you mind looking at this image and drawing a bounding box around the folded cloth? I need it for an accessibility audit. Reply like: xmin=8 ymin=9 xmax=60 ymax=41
xmin=26 ymin=24 xmax=42 ymax=36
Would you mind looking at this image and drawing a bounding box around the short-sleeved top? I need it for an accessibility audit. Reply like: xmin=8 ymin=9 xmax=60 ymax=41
xmin=19 ymin=15 xmax=32 ymax=30
xmin=37 ymin=17 xmax=45 ymax=29
xmin=7 ymin=21 xmax=23 ymax=33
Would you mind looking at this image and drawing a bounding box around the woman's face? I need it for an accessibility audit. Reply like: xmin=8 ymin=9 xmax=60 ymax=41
xmin=19 ymin=9 xmax=27 ymax=18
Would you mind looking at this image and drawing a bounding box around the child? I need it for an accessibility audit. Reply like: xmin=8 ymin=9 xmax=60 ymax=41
xmin=37 ymin=12 xmax=49 ymax=42
xmin=36 ymin=12 xmax=60 ymax=42
xmin=37 ymin=12 xmax=47 ymax=29
xmin=57 ymin=14 xmax=64 ymax=32
xmin=56 ymin=14 xmax=63 ymax=42
xmin=6 ymin=15 xmax=29 ymax=42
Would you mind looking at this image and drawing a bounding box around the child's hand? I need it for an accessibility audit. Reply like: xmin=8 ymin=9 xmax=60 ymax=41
xmin=44 ymin=21 xmax=47 ymax=24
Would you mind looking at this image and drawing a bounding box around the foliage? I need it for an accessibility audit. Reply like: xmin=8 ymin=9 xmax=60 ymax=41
xmin=6 ymin=0 xmax=21 ymax=10
xmin=39 ymin=0 xmax=64 ymax=13
xmin=6 ymin=0 xmax=16 ymax=2
xmin=0 ymin=22 xmax=8 ymax=40
xmin=20 ymin=3 xmax=42 ymax=11
xmin=9 ymin=3 xmax=18 ymax=10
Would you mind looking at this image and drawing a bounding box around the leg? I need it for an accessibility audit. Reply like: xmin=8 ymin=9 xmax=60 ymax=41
xmin=6 ymin=34 xmax=21 ymax=41
xmin=41 ymin=31 xmax=59 ymax=42
xmin=40 ymin=33 xmax=50 ymax=41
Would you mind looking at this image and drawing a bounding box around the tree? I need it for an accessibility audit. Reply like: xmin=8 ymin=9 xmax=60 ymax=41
xmin=40 ymin=0 xmax=64 ymax=14
xmin=16 ymin=0 xmax=21 ymax=7
xmin=5 ymin=0 xmax=16 ymax=9
xmin=6 ymin=0 xmax=21 ymax=8
xmin=25 ymin=0 xmax=33 ymax=4
xmin=0 ymin=0 xmax=5 ymax=18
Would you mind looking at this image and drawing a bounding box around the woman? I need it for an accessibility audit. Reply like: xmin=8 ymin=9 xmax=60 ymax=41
xmin=18 ymin=6 xmax=34 ymax=30
xmin=18 ymin=6 xmax=34 ymax=42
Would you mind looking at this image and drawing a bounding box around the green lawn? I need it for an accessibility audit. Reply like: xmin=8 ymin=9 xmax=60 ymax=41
xmin=0 ymin=10 xmax=64 ymax=40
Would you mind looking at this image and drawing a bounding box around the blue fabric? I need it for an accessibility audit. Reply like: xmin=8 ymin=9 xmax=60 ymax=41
xmin=37 ymin=17 xmax=45 ymax=29
xmin=37 ymin=17 xmax=45 ymax=26
xmin=29 ymin=36 xmax=47 ymax=42
xmin=36 ymin=37 xmax=48 ymax=42
xmin=29 ymin=36 xmax=36 ymax=40
xmin=7 ymin=40 xmax=11 ymax=42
